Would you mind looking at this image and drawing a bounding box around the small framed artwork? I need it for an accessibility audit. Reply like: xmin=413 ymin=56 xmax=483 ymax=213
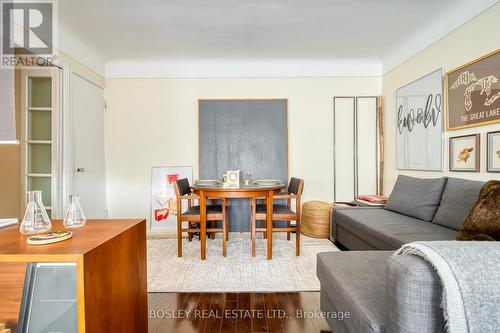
xmin=449 ymin=134 xmax=480 ymax=172
xmin=487 ymin=131 xmax=500 ymax=172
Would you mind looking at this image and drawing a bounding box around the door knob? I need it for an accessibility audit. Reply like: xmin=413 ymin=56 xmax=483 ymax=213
xmin=77 ymin=168 xmax=85 ymax=173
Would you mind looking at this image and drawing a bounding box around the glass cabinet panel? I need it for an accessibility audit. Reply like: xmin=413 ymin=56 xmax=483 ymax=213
xmin=28 ymin=110 xmax=52 ymax=141
xmin=28 ymin=144 xmax=52 ymax=174
xmin=28 ymin=77 xmax=52 ymax=108
xmin=28 ymin=176 xmax=51 ymax=207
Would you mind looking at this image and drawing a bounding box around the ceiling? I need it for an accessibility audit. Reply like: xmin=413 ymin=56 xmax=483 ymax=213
xmin=58 ymin=0 xmax=499 ymax=77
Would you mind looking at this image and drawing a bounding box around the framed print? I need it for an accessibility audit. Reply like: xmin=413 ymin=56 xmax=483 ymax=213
xmin=150 ymin=166 xmax=193 ymax=229
xmin=396 ymin=68 xmax=443 ymax=171
xmin=445 ymin=49 xmax=500 ymax=130
xmin=449 ymin=134 xmax=480 ymax=172
xmin=487 ymin=131 xmax=500 ymax=172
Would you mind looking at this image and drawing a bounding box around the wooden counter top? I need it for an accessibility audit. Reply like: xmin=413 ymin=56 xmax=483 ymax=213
xmin=0 ymin=219 xmax=145 ymax=262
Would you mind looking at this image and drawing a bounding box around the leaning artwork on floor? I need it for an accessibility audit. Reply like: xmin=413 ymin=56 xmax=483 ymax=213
xmin=396 ymin=68 xmax=443 ymax=171
xmin=150 ymin=166 xmax=193 ymax=229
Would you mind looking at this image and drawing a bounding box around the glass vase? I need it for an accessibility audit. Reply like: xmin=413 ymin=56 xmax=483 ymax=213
xmin=20 ymin=191 xmax=52 ymax=235
xmin=63 ymin=194 xmax=87 ymax=228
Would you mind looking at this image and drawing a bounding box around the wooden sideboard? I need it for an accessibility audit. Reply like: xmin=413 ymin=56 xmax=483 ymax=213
xmin=0 ymin=219 xmax=148 ymax=333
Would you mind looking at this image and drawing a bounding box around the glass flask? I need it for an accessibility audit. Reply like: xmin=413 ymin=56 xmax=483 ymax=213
xmin=20 ymin=191 xmax=52 ymax=235
xmin=63 ymin=194 xmax=87 ymax=228
xmin=244 ymin=172 xmax=253 ymax=185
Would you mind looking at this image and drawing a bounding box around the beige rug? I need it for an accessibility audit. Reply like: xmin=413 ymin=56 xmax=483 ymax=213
xmin=147 ymin=233 xmax=339 ymax=292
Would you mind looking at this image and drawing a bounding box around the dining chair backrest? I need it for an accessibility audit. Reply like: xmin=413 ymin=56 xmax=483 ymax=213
xmin=175 ymin=178 xmax=191 ymax=197
xmin=287 ymin=177 xmax=304 ymax=196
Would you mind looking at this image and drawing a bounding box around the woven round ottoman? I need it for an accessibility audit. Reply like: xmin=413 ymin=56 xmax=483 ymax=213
xmin=301 ymin=201 xmax=333 ymax=238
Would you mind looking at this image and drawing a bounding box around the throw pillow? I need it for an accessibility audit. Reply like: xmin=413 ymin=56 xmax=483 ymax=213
xmin=457 ymin=180 xmax=500 ymax=241
xmin=432 ymin=178 xmax=484 ymax=231
xmin=385 ymin=175 xmax=447 ymax=221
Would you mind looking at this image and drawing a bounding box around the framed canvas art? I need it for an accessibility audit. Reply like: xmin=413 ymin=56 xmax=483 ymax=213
xmin=449 ymin=134 xmax=480 ymax=172
xmin=445 ymin=49 xmax=500 ymax=130
xmin=150 ymin=166 xmax=193 ymax=229
xmin=487 ymin=130 xmax=500 ymax=172
xmin=396 ymin=68 xmax=443 ymax=171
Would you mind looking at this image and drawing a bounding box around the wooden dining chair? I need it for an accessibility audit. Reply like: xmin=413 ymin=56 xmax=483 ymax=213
xmin=250 ymin=177 xmax=304 ymax=256
xmin=174 ymin=178 xmax=228 ymax=257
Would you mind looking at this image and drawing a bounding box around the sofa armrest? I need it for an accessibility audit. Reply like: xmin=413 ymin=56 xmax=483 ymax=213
xmin=386 ymin=255 xmax=444 ymax=333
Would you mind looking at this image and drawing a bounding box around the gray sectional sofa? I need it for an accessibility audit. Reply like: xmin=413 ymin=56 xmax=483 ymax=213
xmin=332 ymin=176 xmax=484 ymax=250
xmin=317 ymin=176 xmax=485 ymax=333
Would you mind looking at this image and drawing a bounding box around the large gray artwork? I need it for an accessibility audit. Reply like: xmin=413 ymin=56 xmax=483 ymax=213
xmin=396 ymin=68 xmax=443 ymax=171
xmin=199 ymin=99 xmax=288 ymax=231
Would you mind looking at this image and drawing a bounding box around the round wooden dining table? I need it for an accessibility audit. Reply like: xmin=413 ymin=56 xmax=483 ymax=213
xmin=191 ymin=182 xmax=285 ymax=260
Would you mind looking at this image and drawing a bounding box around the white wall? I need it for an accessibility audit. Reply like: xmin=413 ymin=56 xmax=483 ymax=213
xmin=58 ymin=24 xmax=106 ymax=76
xmin=382 ymin=3 xmax=500 ymax=194
xmin=104 ymin=77 xmax=381 ymax=220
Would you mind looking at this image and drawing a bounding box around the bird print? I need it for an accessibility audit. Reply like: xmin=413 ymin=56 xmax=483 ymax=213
xmin=457 ymin=148 xmax=474 ymax=163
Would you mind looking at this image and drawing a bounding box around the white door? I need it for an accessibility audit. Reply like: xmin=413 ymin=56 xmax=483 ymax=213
xmin=71 ymin=73 xmax=106 ymax=218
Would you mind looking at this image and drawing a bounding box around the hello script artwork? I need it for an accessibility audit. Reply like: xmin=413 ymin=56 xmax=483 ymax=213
xmin=446 ymin=49 xmax=500 ymax=130
xmin=396 ymin=68 xmax=443 ymax=171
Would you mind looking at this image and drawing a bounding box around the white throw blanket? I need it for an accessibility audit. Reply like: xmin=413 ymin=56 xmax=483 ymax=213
xmin=395 ymin=241 xmax=500 ymax=333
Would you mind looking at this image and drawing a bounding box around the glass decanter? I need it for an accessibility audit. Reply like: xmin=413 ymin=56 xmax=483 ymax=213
xmin=20 ymin=191 xmax=52 ymax=235
xmin=63 ymin=194 xmax=87 ymax=228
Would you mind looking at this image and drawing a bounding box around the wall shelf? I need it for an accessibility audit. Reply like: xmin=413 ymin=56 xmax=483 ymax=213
xmin=26 ymin=140 xmax=52 ymax=144
xmin=26 ymin=107 xmax=51 ymax=112
xmin=26 ymin=174 xmax=52 ymax=178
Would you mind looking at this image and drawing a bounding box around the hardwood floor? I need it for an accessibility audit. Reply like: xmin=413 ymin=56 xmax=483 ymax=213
xmin=148 ymin=292 xmax=332 ymax=333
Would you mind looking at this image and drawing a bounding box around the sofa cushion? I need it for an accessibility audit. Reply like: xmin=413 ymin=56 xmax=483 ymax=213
xmin=432 ymin=177 xmax=483 ymax=230
xmin=335 ymin=208 xmax=457 ymax=250
xmin=386 ymin=175 xmax=447 ymax=221
xmin=317 ymin=251 xmax=392 ymax=333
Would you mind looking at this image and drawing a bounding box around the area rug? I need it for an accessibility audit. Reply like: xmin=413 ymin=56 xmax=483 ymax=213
xmin=147 ymin=233 xmax=339 ymax=292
